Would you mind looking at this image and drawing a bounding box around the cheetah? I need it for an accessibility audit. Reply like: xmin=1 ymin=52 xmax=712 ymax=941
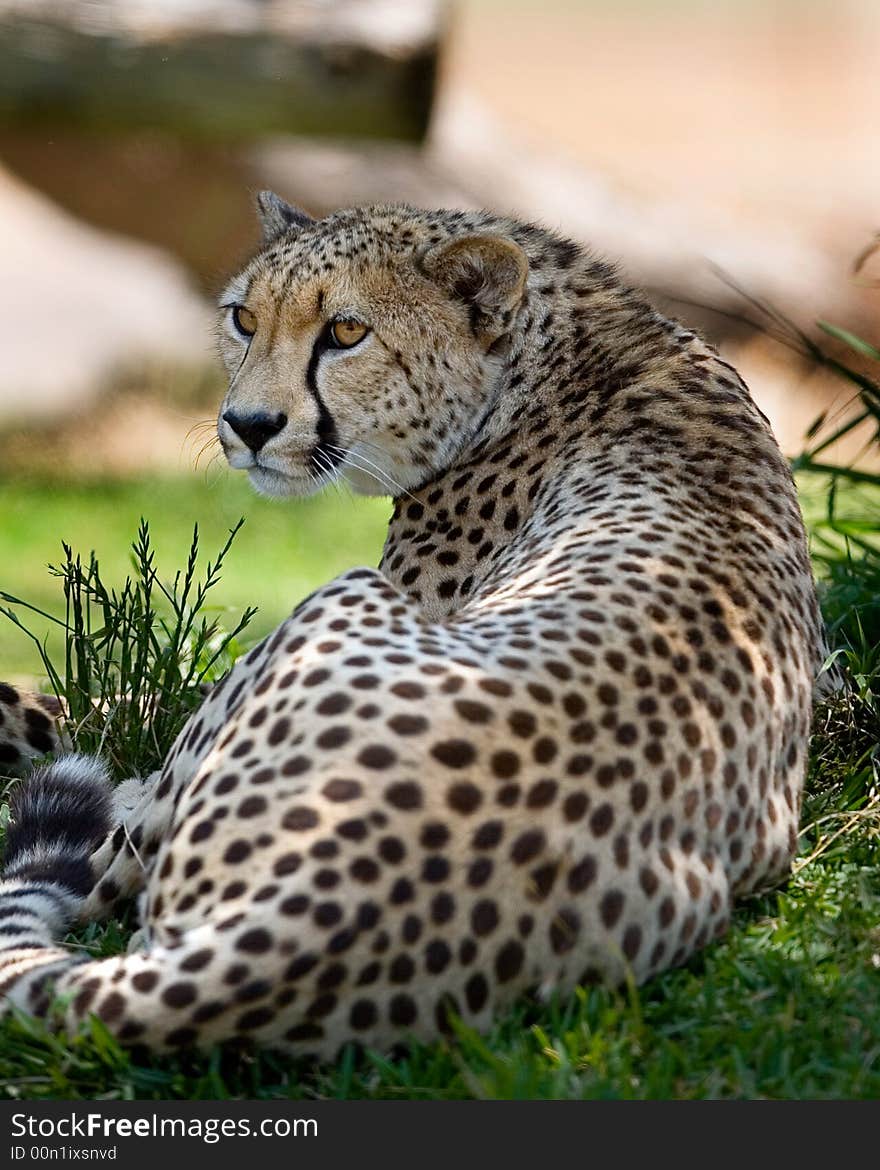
xmin=0 ymin=194 xmax=823 ymax=1057
xmin=0 ymin=685 xmax=66 ymax=772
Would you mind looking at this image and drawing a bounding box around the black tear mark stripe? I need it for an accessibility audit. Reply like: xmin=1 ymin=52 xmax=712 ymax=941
xmin=306 ymin=326 xmax=343 ymax=473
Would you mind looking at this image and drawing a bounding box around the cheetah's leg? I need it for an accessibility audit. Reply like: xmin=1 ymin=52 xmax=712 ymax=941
xmin=78 ymin=770 xmax=165 ymax=921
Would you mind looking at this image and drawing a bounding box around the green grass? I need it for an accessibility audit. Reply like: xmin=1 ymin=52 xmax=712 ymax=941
xmin=1 ymin=518 xmax=264 ymax=781
xmin=0 ymin=472 xmax=390 ymax=679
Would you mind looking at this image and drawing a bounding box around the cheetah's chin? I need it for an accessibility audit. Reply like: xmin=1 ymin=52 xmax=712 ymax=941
xmin=247 ymin=465 xmax=319 ymax=499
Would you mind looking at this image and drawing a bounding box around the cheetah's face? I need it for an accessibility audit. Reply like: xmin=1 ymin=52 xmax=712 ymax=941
xmin=217 ymin=194 xmax=528 ymax=499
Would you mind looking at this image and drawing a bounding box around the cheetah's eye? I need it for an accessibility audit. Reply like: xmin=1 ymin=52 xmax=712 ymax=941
xmin=231 ymin=305 xmax=257 ymax=338
xmin=329 ymin=320 xmax=369 ymax=349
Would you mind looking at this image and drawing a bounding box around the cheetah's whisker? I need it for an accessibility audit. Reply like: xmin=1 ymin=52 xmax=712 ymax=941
xmin=328 ymin=444 xmax=420 ymax=504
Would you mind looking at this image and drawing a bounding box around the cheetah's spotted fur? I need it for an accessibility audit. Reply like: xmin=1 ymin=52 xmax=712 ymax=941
xmin=0 ymin=196 xmax=823 ymax=1056
xmin=0 ymin=685 xmax=65 ymax=771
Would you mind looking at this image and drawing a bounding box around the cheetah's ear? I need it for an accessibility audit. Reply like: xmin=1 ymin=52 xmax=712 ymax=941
xmin=255 ymin=190 xmax=315 ymax=243
xmin=419 ymin=234 xmax=529 ymax=344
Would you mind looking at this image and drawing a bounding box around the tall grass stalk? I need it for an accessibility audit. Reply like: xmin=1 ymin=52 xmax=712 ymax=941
xmin=0 ymin=519 xmax=256 ymax=779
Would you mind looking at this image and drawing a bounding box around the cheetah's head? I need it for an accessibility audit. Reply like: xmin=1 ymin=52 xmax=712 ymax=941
xmin=216 ymin=194 xmax=528 ymax=498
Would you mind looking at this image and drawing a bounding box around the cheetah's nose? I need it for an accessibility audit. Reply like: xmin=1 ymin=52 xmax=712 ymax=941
xmin=222 ymin=410 xmax=288 ymax=453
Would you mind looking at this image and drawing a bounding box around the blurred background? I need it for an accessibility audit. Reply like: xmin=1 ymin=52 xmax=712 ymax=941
xmin=1 ymin=0 xmax=878 ymax=680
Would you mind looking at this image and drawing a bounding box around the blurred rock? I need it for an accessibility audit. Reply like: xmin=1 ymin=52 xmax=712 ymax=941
xmin=0 ymin=131 xmax=260 ymax=294
xmin=0 ymin=1 xmax=875 ymax=464
xmin=258 ymin=91 xmax=870 ymax=334
xmin=0 ymin=165 xmax=212 ymax=423
xmin=0 ymin=0 xmax=444 ymax=293
xmin=0 ymin=0 xmax=441 ymax=142
xmin=251 ymin=89 xmax=878 ymax=460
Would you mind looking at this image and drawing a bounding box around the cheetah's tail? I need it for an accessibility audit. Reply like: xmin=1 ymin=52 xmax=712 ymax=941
xmin=0 ymin=760 xmax=291 ymax=1052
xmin=0 ymin=756 xmax=114 ymax=1013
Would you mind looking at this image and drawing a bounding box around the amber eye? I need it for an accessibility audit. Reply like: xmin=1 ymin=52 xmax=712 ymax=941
xmin=231 ymin=305 xmax=257 ymax=338
xmin=330 ymin=319 xmax=369 ymax=348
